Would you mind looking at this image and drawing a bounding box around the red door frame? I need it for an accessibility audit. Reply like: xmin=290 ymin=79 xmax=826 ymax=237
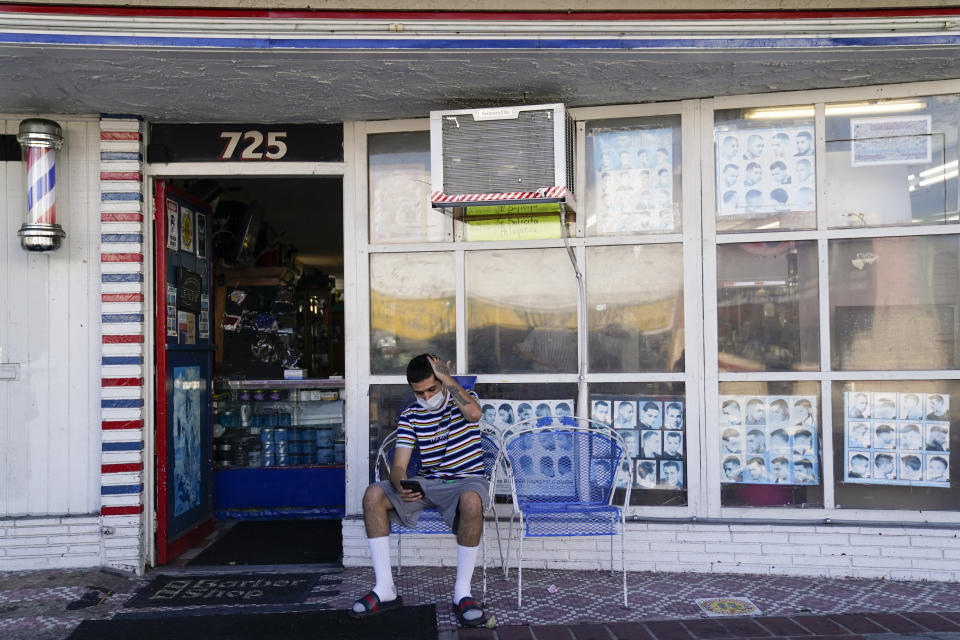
xmin=154 ymin=179 xmax=215 ymax=564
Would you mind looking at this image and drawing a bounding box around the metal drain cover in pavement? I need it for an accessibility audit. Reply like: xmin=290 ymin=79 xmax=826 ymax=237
xmin=694 ymin=597 xmax=762 ymax=617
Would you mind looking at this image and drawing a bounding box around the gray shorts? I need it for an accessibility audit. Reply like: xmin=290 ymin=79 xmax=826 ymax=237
xmin=376 ymin=475 xmax=490 ymax=531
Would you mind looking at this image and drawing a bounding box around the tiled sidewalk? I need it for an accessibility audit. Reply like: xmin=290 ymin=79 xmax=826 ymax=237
xmin=455 ymin=611 xmax=960 ymax=639
xmin=4 ymin=565 xmax=960 ymax=639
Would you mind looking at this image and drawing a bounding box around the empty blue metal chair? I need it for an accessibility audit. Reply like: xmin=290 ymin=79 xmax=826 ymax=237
xmin=502 ymin=415 xmax=631 ymax=608
xmin=374 ymin=420 xmax=504 ymax=602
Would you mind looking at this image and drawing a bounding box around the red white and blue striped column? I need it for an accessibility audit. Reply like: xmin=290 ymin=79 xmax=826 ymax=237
xmin=100 ymin=114 xmax=145 ymax=572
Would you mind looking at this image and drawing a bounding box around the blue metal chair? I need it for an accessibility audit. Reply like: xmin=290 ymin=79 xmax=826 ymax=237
xmin=501 ymin=415 xmax=631 ymax=609
xmin=374 ymin=420 xmax=503 ymax=603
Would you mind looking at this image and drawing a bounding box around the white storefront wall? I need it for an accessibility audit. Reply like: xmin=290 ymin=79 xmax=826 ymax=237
xmin=1 ymin=79 xmax=959 ymax=579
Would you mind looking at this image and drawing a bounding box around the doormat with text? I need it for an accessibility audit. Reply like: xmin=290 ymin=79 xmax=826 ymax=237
xmin=125 ymin=573 xmax=321 ymax=608
xmin=695 ymin=597 xmax=762 ymax=617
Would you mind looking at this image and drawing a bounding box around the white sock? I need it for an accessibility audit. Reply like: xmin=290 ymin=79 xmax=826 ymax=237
xmin=454 ymin=544 xmax=481 ymax=620
xmin=353 ymin=536 xmax=396 ymax=612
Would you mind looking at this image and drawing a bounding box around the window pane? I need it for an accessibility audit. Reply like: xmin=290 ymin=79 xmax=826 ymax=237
xmin=370 ymin=252 xmax=455 ymax=375
xmin=714 ymin=107 xmax=816 ymax=232
xmin=585 ymin=116 xmax=682 ymax=236
xmin=368 ymin=132 xmax=447 ymax=244
xmin=825 ymin=95 xmax=960 ymax=228
xmin=719 ymin=381 xmax=824 ymax=508
xmin=833 ymin=380 xmax=959 ymax=510
xmin=717 ymin=241 xmax=820 ymax=372
xmin=467 ymin=249 xmax=577 ymax=374
xmin=829 ymin=235 xmax=960 ymax=370
xmin=369 ymin=384 xmax=411 ymax=482
xmin=590 ymin=382 xmax=687 ymax=507
xmin=587 ymin=244 xmax=684 ymax=373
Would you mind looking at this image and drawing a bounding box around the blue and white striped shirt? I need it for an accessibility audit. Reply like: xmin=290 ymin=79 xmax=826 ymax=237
xmin=396 ymin=389 xmax=484 ymax=479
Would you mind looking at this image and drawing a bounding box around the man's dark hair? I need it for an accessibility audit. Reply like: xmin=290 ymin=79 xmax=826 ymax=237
xmin=406 ymin=354 xmax=436 ymax=384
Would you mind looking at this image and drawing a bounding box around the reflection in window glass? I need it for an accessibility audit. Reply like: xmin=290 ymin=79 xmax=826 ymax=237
xmin=829 ymin=235 xmax=960 ymax=370
xmin=370 ymin=252 xmax=455 ymax=375
xmin=466 ymin=249 xmax=577 ymax=374
xmin=825 ymin=95 xmax=960 ymax=228
xmin=587 ymin=244 xmax=684 ymax=373
xmin=368 ymin=132 xmax=447 ymax=244
xmin=590 ymin=382 xmax=687 ymax=507
xmin=369 ymin=384 xmax=412 ymax=482
xmin=833 ymin=380 xmax=960 ymax=510
xmin=719 ymin=381 xmax=823 ymax=508
xmin=714 ymin=107 xmax=816 ymax=232
xmin=584 ymin=116 xmax=682 ymax=236
xmin=717 ymin=241 xmax=820 ymax=372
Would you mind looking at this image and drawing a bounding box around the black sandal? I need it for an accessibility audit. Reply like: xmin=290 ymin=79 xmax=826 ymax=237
xmin=452 ymin=596 xmax=485 ymax=627
xmin=348 ymin=590 xmax=403 ymax=619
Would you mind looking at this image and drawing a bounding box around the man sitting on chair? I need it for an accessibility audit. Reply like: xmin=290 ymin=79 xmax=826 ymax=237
xmin=351 ymin=353 xmax=489 ymax=627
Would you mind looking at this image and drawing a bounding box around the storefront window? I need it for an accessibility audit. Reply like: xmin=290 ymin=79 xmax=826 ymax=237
xmin=586 ymin=244 xmax=684 ymax=373
xmin=719 ymin=381 xmax=823 ymax=508
xmin=369 ymin=384 xmax=412 ymax=481
xmin=833 ymin=380 xmax=959 ymax=510
xmin=584 ymin=116 xmax=683 ymax=236
xmin=370 ymin=252 xmax=455 ymax=375
xmin=368 ymin=132 xmax=447 ymax=244
xmin=466 ymin=249 xmax=578 ymax=374
xmin=717 ymin=241 xmax=820 ymax=372
xmin=713 ymin=107 xmax=817 ymax=232
xmin=589 ymin=382 xmax=687 ymax=507
xmin=825 ymin=95 xmax=960 ymax=228
xmin=829 ymin=235 xmax=960 ymax=371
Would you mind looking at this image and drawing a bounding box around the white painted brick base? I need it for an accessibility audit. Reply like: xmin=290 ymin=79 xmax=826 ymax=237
xmin=341 ymin=517 xmax=960 ymax=582
xmin=0 ymin=515 xmax=141 ymax=573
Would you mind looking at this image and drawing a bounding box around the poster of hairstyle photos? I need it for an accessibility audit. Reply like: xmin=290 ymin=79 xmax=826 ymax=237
xmin=591 ymin=396 xmax=685 ymax=491
xmin=591 ymin=127 xmax=678 ymax=234
xmin=715 ymin=126 xmax=816 ymax=217
xmin=719 ymin=395 xmax=819 ymax=486
xmin=484 ymin=399 xmax=576 ymax=497
xmin=844 ymin=391 xmax=950 ymax=487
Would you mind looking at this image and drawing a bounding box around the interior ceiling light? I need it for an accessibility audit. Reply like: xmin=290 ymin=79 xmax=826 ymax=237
xmin=744 ymin=101 xmax=927 ymax=119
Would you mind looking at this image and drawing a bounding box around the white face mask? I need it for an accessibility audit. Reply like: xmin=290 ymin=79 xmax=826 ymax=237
xmin=418 ymin=389 xmax=448 ymax=412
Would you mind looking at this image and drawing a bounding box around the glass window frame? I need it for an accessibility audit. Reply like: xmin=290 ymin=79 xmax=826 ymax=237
xmin=352 ymin=80 xmax=960 ymax=525
xmin=705 ymin=81 xmax=960 ymax=524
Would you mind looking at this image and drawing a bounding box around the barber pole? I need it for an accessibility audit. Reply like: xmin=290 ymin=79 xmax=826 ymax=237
xmin=17 ymin=118 xmax=66 ymax=251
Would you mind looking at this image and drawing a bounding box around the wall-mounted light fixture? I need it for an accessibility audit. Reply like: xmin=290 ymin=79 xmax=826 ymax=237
xmin=17 ymin=118 xmax=65 ymax=251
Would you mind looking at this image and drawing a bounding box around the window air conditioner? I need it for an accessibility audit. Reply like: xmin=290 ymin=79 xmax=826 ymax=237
xmin=430 ymin=103 xmax=576 ymax=213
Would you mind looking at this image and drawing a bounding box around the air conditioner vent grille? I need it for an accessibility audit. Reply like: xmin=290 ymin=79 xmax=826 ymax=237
xmin=441 ymin=110 xmax=556 ymax=195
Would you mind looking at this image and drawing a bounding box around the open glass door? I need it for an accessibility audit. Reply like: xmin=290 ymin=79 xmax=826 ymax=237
xmin=154 ymin=180 xmax=215 ymax=564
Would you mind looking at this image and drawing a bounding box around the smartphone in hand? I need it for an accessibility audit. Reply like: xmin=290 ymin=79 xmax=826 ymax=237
xmin=400 ymin=480 xmax=424 ymax=494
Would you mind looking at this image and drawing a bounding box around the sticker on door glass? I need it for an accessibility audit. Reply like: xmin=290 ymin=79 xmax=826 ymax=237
xmin=180 ymin=206 xmax=195 ymax=254
xmin=166 ymin=201 xmax=179 ymax=251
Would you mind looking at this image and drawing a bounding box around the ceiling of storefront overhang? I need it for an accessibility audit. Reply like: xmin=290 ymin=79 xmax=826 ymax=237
xmin=1 ymin=46 xmax=960 ymax=121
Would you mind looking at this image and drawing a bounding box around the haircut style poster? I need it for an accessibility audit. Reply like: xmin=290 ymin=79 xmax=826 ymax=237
xmin=719 ymin=395 xmax=819 ymax=486
xmin=592 ymin=396 xmax=686 ymax=491
xmin=843 ymin=391 xmax=950 ymax=487
xmin=715 ymin=126 xmax=816 ymax=217
xmin=485 ymin=399 xmax=575 ymax=496
xmin=590 ymin=127 xmax=678 ymax=234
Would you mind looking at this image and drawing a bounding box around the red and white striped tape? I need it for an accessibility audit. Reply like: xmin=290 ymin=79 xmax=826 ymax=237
xmin=431 ymin=186 xmax=569 ymax=204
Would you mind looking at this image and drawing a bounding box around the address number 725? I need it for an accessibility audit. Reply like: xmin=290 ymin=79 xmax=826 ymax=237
xmin=219 ymin=131 xmax=288 ymax=160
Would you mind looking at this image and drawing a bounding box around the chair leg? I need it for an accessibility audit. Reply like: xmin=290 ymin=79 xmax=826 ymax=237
xmin=621 ymin=513 xmax=628 ymax=609
xmin=482 ymin=523 xmax=488 ymax=605
xmin=609 ymin=526 xmax=614 ymax=576
xmin=493 ymin=510 xmax=505 ymax=575
xmin=397 ymin=532 xmax=403 ymax=576
xmin=504 ymin=511 xmax=516 ymax=578
xmin=517 ymin=515 xmax=524 ymax=610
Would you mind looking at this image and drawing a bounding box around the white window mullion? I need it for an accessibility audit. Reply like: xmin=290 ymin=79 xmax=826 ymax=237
xmin=699 ymin=98 xmax=722 ymax=520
